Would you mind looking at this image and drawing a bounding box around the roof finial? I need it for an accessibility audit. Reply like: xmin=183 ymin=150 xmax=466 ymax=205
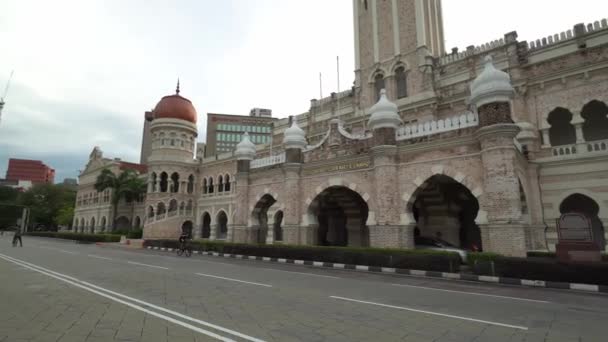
xmin=176 ymin=78 xmax=180 ymax=95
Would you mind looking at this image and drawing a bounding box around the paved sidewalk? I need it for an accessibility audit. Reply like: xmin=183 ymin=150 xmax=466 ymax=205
xmin=0 ymin=259 xmax=212 ymax=342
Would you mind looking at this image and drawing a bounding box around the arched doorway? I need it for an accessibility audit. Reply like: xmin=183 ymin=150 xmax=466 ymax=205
xmin=309 ymin=186 xmax=369 ymax=247
xmin=560 ymin=193 xmax=606 ymax=250
xmin=80 ymin=218 xmax=85 ymax=233
xmin=115 ymin=216 xmax=131 ymax=232
xmin=216 ymin=211 xmax=228 ymax=239
xmin=252 ymin=194 xmax=276 ymax=244
xmin=100 ymin=217 xmax=107 ymax=232
xmin=133 ymin=216 xmax=141 ymax=229
xmin=181 ymin=221 xmax=193 ymax=238
xmin=274 ymin=210 xmax=284 ymax=242
xmin=201 ymin=212 xmax=211 ymax=239
xmin=90 ymin=217 xmax=95 ymax=234
xmin=411 ymin=175 xmax=481 ymax=251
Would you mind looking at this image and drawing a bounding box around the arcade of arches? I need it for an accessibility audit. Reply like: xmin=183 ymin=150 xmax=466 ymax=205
xmin=560 ymin=193 xmax=606 ymax=249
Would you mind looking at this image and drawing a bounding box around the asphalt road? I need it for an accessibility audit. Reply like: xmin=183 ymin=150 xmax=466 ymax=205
xmin=1 ymin=235 xmax=607 ymax=342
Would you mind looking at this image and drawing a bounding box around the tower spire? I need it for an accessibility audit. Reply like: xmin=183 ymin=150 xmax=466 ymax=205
xmin=176 ymin=78 xmax=180 ymax=95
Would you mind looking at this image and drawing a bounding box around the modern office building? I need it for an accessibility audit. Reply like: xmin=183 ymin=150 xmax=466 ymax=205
xmin=6 ymin=158 xmax=55 ymax=184
xmin=205 ymin=113 xmax=276 ymax=156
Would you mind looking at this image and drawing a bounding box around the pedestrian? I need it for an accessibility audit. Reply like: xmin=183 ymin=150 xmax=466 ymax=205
xmin=12 ymin=229 xmax=22 ymax=247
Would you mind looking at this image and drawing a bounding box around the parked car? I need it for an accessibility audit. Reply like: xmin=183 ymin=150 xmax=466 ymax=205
xmin=415 ymin=236 xmax=468 ymax=263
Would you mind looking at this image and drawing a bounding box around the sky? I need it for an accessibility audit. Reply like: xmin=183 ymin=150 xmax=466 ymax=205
xmin=1 ymin=0 xmax=607 ymax=182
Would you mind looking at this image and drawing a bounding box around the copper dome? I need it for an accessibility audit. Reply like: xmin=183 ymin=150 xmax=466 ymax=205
xmin=153 ymin=92 xmax=197 ymax=124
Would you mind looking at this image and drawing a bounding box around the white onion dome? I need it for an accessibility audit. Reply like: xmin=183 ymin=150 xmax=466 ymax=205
xmin=515 ymin=121 xmax=537 ymax=141
xmin=470 ymin=55 xmax=515 ymax=108
xmin=235 ymin=132 xmax=256 ymax=160
xmin=283 ymin=120 xmax=307 ymax=150
xmin=368 ymin=89 xmax=402 ymax=130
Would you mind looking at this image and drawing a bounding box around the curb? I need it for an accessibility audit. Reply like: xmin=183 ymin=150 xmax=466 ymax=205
xmin=144 ymin=246 xmax=608 ymax=294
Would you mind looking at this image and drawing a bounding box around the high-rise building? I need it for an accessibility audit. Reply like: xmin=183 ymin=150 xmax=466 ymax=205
xmin=249 ymin=108 xmax=272 ymax=117
xmin=205 ymin=113 xmax=276 ymax=157
xmin=140 ymin=111 xmax=155 ymax=165
xmin=6 ymin=158 xmax=55 ymax=184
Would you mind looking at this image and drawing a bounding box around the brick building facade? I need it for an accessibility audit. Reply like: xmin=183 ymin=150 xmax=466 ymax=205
xmin=72 ymin=1 xmax=608 ymax=257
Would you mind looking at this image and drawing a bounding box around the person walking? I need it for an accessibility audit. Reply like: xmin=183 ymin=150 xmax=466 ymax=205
xmin=12 ymin=229 xmax=22 ymax=247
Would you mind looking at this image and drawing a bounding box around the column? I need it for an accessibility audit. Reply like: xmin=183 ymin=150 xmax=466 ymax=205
xmin=283 ymin=163 xmax=303 ymax=245
xmin=572 ymin=111 xmax=586 ymax=153
xmin=232 ymin=162 xmax=250 ymax=243
xmin=475 ymin=104 xmax=526 ymax=257
xmin=541 ymin=128 xmax=551 ymax=148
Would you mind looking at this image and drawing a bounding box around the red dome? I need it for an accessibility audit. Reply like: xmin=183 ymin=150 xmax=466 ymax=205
xmin=154 ymin=94 xmax=197 ymax=124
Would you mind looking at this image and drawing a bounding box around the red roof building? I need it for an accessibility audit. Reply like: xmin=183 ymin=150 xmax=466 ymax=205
xmin=5 ymin=158 xmax=55 ymax=184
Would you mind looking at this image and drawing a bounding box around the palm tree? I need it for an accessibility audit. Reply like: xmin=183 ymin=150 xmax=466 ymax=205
xmin=94 ymin=169 xmax=147 ymax=231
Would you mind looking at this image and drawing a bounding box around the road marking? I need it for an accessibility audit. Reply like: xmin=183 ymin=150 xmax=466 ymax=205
xmin=391 ymin=283 xmax=550 ymax=304
xmin=195 ymin=273 xmax=272 ymax=288
xmin=260 ymin=268 xmax=340 ymax=279
xmin=87 ymin=254 xmax=113 ymax=261
xmin=0 ymin=253 xmax=267 ymax=342
xmin=330 ymin=296 xmax=528 ymax=331
xmin=58 ymin=249 xmax=78 ymax=255
xmin=127 ymin=261 xmax=169 ymax=270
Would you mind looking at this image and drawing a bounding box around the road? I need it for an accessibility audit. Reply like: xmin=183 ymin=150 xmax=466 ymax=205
xmin=1 ymin=235 xmax=607 ymax=342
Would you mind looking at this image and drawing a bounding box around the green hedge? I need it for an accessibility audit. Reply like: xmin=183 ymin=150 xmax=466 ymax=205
xmin=527 ymin=250 xmax=608 ymax=262
xmin=26 ymin=232 xmax=121 ymax=243
xmin=144 ymin=240 xmax=462 ymax=272
xmin=471 ymin=255 xmax=608 ymax=285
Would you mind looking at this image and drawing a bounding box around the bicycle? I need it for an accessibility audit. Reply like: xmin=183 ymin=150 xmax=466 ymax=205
xmin=177 ymin=240 xmax=192 ymax=257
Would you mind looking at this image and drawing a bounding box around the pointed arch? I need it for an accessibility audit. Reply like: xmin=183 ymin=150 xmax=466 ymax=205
xmin=216 ymin=210 xmax=228 ymax=240
xmin=581 ymin=100 xmax=608 ymax=142
xmin=547 ymin=107 xmax=576 ymax=146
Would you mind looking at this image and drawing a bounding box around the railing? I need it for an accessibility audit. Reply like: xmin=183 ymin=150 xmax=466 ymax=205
xmin=552 ymin=144 xmax=578 ymax=157
xmin=251 ymin=152 xmax=286 ymax=169
xmin=587 ymin=140 xmax=608 ymax=153
xmin=396 ymin=111 xmax=479 ymax=141
xmin=168 ymin=210 xmax=177 ymax=218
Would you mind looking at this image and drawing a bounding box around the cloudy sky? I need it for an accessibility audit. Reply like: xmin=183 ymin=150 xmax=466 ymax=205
xmin=1 ymin=0 xmax=607 ymax=182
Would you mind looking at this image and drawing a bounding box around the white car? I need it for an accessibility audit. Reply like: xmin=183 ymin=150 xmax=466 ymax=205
xmin=414 ymin=236 xmax=468 ymax=263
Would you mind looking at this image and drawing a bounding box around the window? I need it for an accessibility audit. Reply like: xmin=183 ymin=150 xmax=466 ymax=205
xmin=374 ymin=73 xmax=385 ymax=102
xmin=395 ymin=67 xmax=407 ymax=99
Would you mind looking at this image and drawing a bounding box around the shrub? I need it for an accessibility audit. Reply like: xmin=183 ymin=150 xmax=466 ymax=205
xmin=527 ymin=250 xmax=608 ymax=262
xmin=472 ymin=256 xmax=608 ymax=285
xmin=127 ymin=229 xmax=143 ymax=239
xmin=26 ymin=231 xmax=121 ymax=243
xmin=144 ymin=240 xmax=461 ymax=272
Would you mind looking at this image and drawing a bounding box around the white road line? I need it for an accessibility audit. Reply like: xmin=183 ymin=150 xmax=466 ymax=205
xmin=195 ymin=273 xmax=273 ymax=288
xmin=330 ymin=296 xmax=528 ymax=331
xmin=0 ymin=254 xmax=234 ymax=341
xmin=127 ymin=261 xmax=169 ymax=270
xmin=58 ymin=249 xmax=78 ymax=255
xmin=87 ymin=254 xmax=113 ymax=261
xmin=0 ymin=253 xmax=267 ymax=342
xmin=260 ymin=268 xmax=340 ymax=279
xmin=391 ymin=283 xmax=550 ymax=304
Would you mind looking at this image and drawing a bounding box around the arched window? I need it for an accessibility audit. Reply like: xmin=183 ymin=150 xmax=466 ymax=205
xmin=547 ymin=108 xmax=576 ymax=146
xmin=395 ymin=67 xmax=407 ymax=99
xmin=581 ymin=100 xmax=608 ymax=142
xmin=160 ymin=172 xmax=168 ymax=192
xmin=148 ymin=206 xmax=155 ymax=218
xmin=150 ymin=172 xmax=157 ymax=192
xmin=157 ymin=202 xmax=166 ymax=215
xmin=170 ymin=172 xmax=179 ymax=193
xmin=187 ymin=175 xmax=195 ymax=194
xmin=170 ymin=132 xmax=177 ymax=146
xmin=179 ymin=202 xmax=185 ymax=215
xmin=202 ymin=178 xmax=208 ymax=194
xmin=374 ymin=73 xmax=385 ymax=102
xmin=186 ymin=200 xmax=193 ymax=215
xmin=224 ymin=174 xmax=231 ymax=192
xmin=160 ymin=132 xmax=166 ymax=146
xmin=218 ymin=175 xmax=224 ymax=193
xmin=168 ymin=199 xmax=178 ymax=213
xmin=208 ymin=177 xmax=214 ymax=194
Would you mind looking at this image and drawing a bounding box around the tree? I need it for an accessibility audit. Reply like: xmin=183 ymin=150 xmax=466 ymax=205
xmin=18 ymin=184 xmax=76 ymax=231
xmin=0 ymin=186 xmax=22 ymax=229
xmin=55 ymin=205 xmax=75 ymax=228
xmin=94 ymin=169 xmax=147 ymax=231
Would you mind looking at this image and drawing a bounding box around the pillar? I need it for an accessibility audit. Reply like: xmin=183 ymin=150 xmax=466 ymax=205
xmin=475 ymin=102 xmax=526 ymax=257
xmin=283 ymin=155 xmax=304 ymax=245
xmin=232 ymin=160 xmax=250 ymax=243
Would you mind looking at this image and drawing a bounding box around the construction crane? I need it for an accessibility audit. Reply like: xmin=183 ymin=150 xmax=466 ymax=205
xmin=0 ymin=70 xmax=14 ymax=125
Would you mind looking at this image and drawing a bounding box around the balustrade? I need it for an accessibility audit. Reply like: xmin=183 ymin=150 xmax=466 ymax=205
xmin=396 ymin=112 xmax=478 ymax=140
xmin=251 ymin=152 xmax=286 ymax=169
